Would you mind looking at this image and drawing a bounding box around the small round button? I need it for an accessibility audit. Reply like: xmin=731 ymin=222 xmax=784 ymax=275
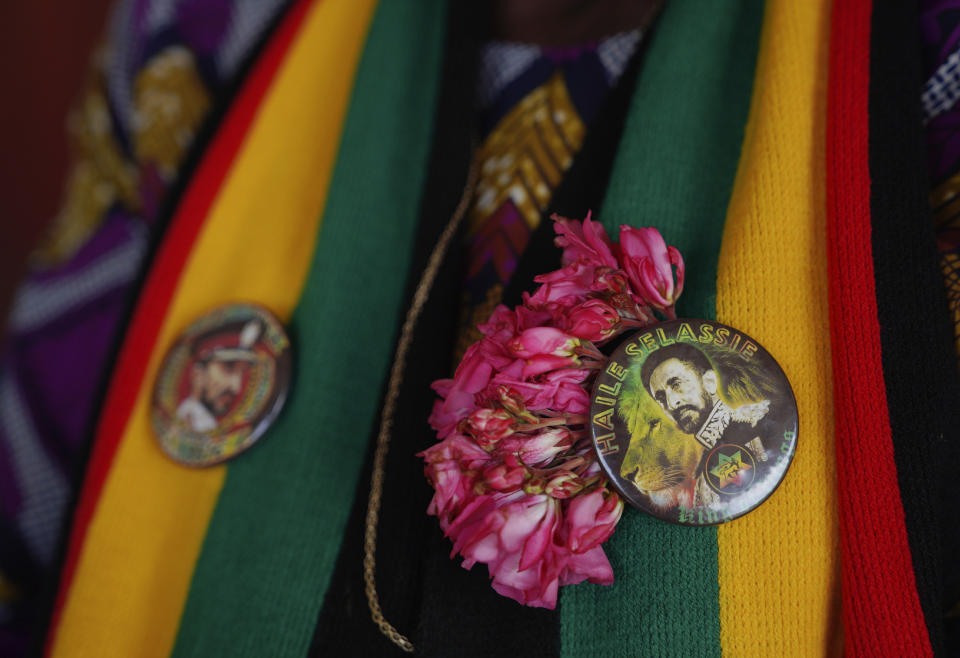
xmin=151 ymin=303 xmax=292 ymax=467
xmin=589 ymin=319 xmax=797 ymax=525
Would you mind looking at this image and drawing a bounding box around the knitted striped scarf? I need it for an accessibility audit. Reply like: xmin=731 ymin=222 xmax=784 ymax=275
xmin=43 ymin=0 xmax=960 ymax=655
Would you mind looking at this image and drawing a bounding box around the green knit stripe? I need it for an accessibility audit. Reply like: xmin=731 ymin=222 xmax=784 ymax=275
xmin=559 ymin=2 xmax=765 ymax=657
xmin=170 ymin=2 xmax=447 ymax=655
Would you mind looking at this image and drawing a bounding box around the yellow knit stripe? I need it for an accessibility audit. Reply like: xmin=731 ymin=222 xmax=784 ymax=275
xmin=50 ymin=1 xmax=378 ymax=656
xmin=715 ymin=0 xmax=841 ymax=656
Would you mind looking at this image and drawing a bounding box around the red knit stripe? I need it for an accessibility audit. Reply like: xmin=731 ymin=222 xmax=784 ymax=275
xmin=45 ymin=0 xmax=313 ymax=648
xmin=826 ymin=0 xmax=933 ymax=655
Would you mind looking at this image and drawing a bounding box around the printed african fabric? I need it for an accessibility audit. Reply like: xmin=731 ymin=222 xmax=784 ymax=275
xmin=458 ymin=33 xmax=641 ymax=357
xmin=922 ymin=0 xmax=960 ymax=365
xmin=0 ymin=1 xmax=288 ymax=655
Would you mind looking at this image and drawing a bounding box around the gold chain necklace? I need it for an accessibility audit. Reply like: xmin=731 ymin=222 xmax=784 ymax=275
xmin=363 ymin=152 xmax=479 ymax=653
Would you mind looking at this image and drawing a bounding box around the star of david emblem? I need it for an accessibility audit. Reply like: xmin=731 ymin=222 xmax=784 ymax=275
xmin=710 ymin=450 xmax=751 ymax=490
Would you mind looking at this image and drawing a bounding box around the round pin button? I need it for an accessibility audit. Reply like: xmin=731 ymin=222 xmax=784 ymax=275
xmin=589 ymin=319 xmax=797 ymax=525
xmin=151 ymin=303 xmax=292 ymax=467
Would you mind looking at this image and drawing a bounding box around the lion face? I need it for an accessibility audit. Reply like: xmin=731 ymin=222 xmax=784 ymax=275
xmin=621 ymin=414 xmax=702 ymax=511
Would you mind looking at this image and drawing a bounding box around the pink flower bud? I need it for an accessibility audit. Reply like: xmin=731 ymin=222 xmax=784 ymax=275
xmin=592 ymin=268 xmax=628 ymax=294
xmin=524 ymin=428 xmax=575 ymax=465
xmin=483 ymin=459 xmax=528 ymax=492
xmin=582 ymin=459 xmax=604 ymax=479
xmin=515 ymin=305 xmax=552 ymax=330
xmin=497 ymin=427 xmax=574 ymax=467
xmin=424 ymin=460 xmax=476 ymax=526
xmin=428 ymin=343 xmax=494 ymax=438
xmin=419 ymin=433 xmax=491 ymax=525
xmin=618 ymin=225 xmax=685 ymax=311
xmin=461 ymin=407 xmax=517 ymax=451
xmin=495 ymin=385 xmax=536 ymax=421
xmin=476 ymin=305 xmax=518 ymax=343
xmin=521 ymin=353 xmax=581 ymax=379
xmin=562 ymin=299 xmax=620 ymax=342
xmin=565 ymin=488 xmax=624 ymax=553
xmin=508 ymin=327 xmax=580 ymax=358
xmin=522 ymin=476 xmax=546 ymax=495
xmin=545 ymin=471 xmax=585 ymax=498
xmin=528 ymin=260 xmax=597 ymax=308
xmin=560 ymin=545 xmax=614 ymax=587
xmin=491 ymin=370 xmax=590 ymax=415
xmin=551 ymin=211 xmax=618 ymax=268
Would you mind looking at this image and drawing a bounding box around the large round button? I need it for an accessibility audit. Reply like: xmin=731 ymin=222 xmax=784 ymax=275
xmin=151 ymin=303 xmax=292 ymax=467
xmin=589 ymin=319 xmax=798 ymax=525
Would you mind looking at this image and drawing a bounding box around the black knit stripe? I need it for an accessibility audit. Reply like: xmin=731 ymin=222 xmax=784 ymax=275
xmin=868 ymin=3 xmax=960 ymax=655
xmin=309 ymin=2 xmax=495 ymax=654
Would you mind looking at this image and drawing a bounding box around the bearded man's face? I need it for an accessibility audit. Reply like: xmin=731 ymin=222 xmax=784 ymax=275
xmin=199 ymin=360 xmax=248 ymax=416
xmin=648 ymin=358 xmax=714 ymax=434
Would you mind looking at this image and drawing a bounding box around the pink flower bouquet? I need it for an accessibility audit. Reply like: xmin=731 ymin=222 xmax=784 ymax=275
xmin=421 ymin=212 xmax=685 ymax=608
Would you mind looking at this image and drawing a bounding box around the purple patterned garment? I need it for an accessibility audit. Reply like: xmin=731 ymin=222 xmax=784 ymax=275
xmin=920 ymin=1 xmax=960 ymax=366
xmin=921 ymin=1 xmax=960 ymax=179
xmin=457 ymin=32 xmax=642 ymax=358
xmin=0 ymin=1 xmax=288 ymax=654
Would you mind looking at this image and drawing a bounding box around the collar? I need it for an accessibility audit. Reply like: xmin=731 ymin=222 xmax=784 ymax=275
xmin=694 ymin=399 xmax=730 ymax=449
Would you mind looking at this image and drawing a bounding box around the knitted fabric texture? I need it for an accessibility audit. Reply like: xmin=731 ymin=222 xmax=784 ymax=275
xmin=44 ymin=0 xmax=958 ymax=655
